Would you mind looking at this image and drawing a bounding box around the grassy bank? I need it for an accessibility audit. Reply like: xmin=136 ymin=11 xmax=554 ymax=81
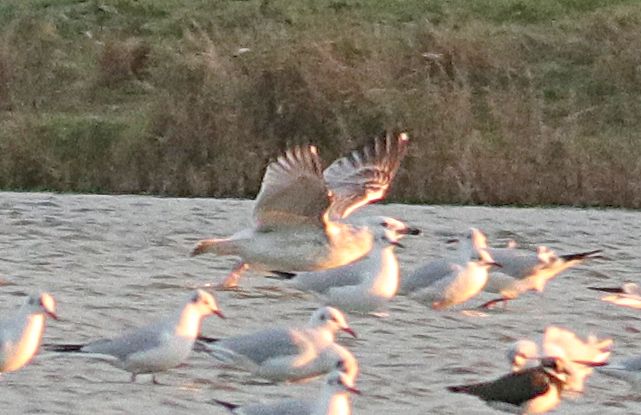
xmin=0 ymin=0 xmax=640 ymax=207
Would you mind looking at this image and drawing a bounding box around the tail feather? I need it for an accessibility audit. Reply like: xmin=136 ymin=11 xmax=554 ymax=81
xmin=211 ymin=399 xmax=239 ymax=413
xmin=560 ymin=249 xmax=602 ymax=262
xmin=43 ymin=343 xmax=84 ymax=352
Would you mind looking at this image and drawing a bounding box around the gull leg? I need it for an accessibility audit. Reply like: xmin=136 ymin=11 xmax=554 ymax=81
xmin=218 ymin=262 xmax=249 ymax=289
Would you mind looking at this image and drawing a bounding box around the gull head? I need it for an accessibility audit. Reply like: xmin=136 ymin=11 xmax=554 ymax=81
xmin=26 ymin=292 xmax=58 ymax=320
xmin=325 ymin=370 xmax=361 ymax=395
xmin=329 ymin=346 xmax=359 ymax=384
xmin=467 ymin=228 xmax=488 ymax=251
xmin=622 ymin=282 xmax=641 ymax=295
xmin=477 ymin=249 xmax=501 ymax=269
xmin=190 ymin=289 xmax=225 ymax=319
xmin=507 ymin=340 xmax=539 ymax=372
xmin=358 ymin=216 xmax=420 ymax=247
xmin=447 ymin=228 xmax=487 ymax=260
xmin=310 ymin=306 xmax=356 ymax=338
xmin=541 ymin=357 xmax=571 ymax=384
xmin=536 ymin=246 xmax=558 ymax=264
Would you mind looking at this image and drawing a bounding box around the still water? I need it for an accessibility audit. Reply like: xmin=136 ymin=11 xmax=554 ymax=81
xmin=0 ymin=192 xmax=640 ymax=414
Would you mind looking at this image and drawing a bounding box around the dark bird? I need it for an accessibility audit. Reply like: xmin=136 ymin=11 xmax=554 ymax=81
xmin=447 ymin=358 xmax=571 ymax=414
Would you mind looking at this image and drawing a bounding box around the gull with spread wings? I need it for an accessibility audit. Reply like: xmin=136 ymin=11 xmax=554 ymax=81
xmin=191 ymin=132 xmax=410 ymax=288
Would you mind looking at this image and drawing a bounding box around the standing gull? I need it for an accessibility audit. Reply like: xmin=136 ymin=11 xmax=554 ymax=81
xmin=283 ymin=217 xmax=420 ymax=314
xmin=191 ymin=132 xmax=410 ymax=288
xmin=408 ymin=249 xmax=498 ymax=310
xmin=400 ymin=227 xmax=485 ymax=295
xmin=45 ymin=289 xmax=223 ymax=383
xmin=213 ymin=369 xmax=360 ymax=415
xmin=1 ymin=292 xmax=57 ymax=374
xmin=198 ymin=306 xmax=358 ymax=383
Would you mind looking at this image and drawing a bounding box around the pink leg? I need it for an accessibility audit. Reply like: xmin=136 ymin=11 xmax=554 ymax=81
xmin=219 ymin=262 xmax=249 ymax=289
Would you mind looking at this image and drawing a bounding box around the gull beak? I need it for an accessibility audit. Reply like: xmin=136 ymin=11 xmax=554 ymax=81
xmin=342 ymin=327 xmax=358 ymax=338
xmin=446 ymin=238 xmax=459 ymax=244
xmin=46 ymin=310 xmax=58 ymax=320
xmin=213 ymin=309 xmax=226 ymax=319
xmin=401 ymin=227 xmax=421 ymax=236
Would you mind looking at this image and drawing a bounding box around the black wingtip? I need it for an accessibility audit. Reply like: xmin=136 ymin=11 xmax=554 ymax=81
xmin=211 ymin=399 xmax=239 ymax=412
xmin=447 ymin=385 xmax=466 ymax=393
xmin=560 ymin=249 xmax=603 ymax=262
xmin=197 ymin=335 xmax=220 ymax=343
xmin=267 ymin=271 xmax=297 ymax=280
xmin=43 ymin=343 xmax=84 ymax=352
xmin=587 ymin=286 xmax=624 ymax=294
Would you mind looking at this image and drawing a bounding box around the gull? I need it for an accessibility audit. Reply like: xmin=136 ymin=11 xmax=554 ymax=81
xmin=408 ymin=249 xmax=499 ymax=310
xmin=45 ymin=289 xmax=223 ymax=383
xmin=212 ymin=369 xmax=361 ymax=415
xmin=448 ymin=358 xmax=589 ymax=414
xmin=588 ymin=283 xmax=641 ymax=309
xmin=198 ymin=306 xmax=358 ymax=383
xmin=1 ymin=292 xmax=57 ymax=374
xmin=595 ymin=355 xmax=641 ymax=387
xmin=468 ymin=230 xmax=602 ymax=308
xmin=281 ymin=217 xmax=420 ymax=314
xmin=399 ymin=227 xmax=485 ymax=295
xmin=507 ymin=326 xmax=612 ymax=394
xmin=191 ymin=132 xmax=410 ymax=288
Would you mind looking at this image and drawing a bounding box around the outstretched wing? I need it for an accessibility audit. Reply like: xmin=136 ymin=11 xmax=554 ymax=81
xmin=324 ymin=132 xmax=409 ymax=219
xmin=253 ymin=146 xmax=330 ymax=230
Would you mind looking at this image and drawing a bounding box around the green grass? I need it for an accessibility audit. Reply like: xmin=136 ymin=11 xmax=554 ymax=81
xmin=1 ymin=0 xmax=641 ymax=207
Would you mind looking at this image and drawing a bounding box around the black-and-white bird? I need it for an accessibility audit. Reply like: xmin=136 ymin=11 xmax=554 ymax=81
xmin=45 ymin=289 xmax=223 ymax=383
xmin=448 ymin=358 xmax=574 ymax=414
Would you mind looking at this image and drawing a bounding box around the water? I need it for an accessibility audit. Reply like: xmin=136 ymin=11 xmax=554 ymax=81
xmin=0 ymin=192 xmax=640 ymax=414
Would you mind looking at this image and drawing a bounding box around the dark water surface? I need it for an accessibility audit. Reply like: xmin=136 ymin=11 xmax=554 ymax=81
xmin=1 ymin=192 xmax=640 ymax=414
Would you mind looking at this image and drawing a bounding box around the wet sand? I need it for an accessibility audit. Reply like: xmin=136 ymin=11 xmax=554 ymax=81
xmin=1 ymin=192 xmax=640 ymax=414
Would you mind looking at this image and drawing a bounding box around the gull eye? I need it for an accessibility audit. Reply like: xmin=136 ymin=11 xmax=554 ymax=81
xmin=336 ymin=360 xmax=346 ymax=370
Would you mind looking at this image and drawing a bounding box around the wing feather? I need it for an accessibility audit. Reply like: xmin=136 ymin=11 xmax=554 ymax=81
xmin=324 ymin=132 xmax=409 ymax=219
xmin=253 ymin=146 xmax=329 ymax=230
